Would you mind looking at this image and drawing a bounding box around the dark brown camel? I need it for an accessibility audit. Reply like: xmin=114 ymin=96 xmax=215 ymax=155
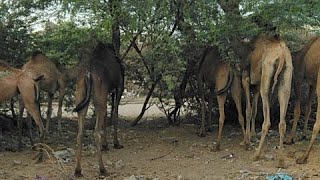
xmin=294 ymin=36 xmax=320 ymax=164
xmin=0 ymin=61 xmax=44 ymax=158
xmin=198 ymin=47 xmax=249 ymax=150
xmin=285 ymin=36 xmax=320 ymax=145
xmin=20 ymin=51 xmax=66 ymax=137
xmin=73 ymin=42 xmax=124 ymax=177
xmin=242 ymin=35 xmax=293 ymax=168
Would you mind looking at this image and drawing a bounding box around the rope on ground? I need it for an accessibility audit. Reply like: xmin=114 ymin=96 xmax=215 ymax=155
xmin=31 ymin=143 xmax=77 ymax=180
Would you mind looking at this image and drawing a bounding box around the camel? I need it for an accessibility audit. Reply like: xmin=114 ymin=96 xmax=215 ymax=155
xmin=241 ymin=34 xmax=293 ymax=168
xmin=20 ymin=51 xmax=66 ymax=137
xmin=198 ymin=46 xmax=250 ymax=150
xmin=73 ymin=42 xmax=124 ymax=177
xmin=293 ymin=36 xmax=320 ymax=164
xmin=285 ymin=36 xmax=320 ymax=145
xmin=0 ymin=61 xmax=44 ymax=158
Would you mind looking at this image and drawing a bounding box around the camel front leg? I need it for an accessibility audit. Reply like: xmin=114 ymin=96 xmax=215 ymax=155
xmin=57 ymin=88 xmax=66 ymax=136
xmin=199 ymin=79 xmax=206 ymax=137
xmin=297 ymin=98 xmax=320 ymax=164
xmin=45 ymin=93 xmax=54 ymax=137
xmin=302 ymin=86 xmax=315 ymax=139
xmin=242 ymin=70 xmax=252 ymax=143
xmin=207 ymin=88 xmax=214 ymax=132
xmin=251 ymin=87 xmax=260 ymax=140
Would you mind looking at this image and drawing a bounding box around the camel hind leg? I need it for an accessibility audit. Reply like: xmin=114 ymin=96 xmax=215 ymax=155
xmin=231 ymin=74 xmax=248 ymax=149
xmin=92 ymin=78 xmax=108 ymax=176
xmin=215 ymin=94 xmax=227 ymax=151
xmin=18 ymin=79 xmax=44 ymax=161
xmin=253 ymin=61 xmax=273 ymax=161
xmin=276 ymin=65 xmax=292 ymax=168
xmin=74 ymin=77 xmax=90 ymax=177
xmin=113 ymin=87 xmax=124 ymax=149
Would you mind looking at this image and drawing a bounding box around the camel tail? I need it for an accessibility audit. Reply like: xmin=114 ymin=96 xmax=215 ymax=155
xmin=73 ymin=72 xmax=92 ymax=112
xmin=215 ymin=70 xmax=234 ymax=95
xmin=271 ymin=49 xmax=286 ymax=94
xmin=34 ymin=83 xmax=40 ymax=103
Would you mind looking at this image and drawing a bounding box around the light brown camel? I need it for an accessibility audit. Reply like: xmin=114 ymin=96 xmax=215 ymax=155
xmin=198 ymin=47 xmax=250 ymax=150
xmin=285 ymin=36 xmax=320 ymax=145
xmin=0 ymin=61 xmax=44 ymax=158
xmin=20 ymin=51 xmax=66 ymax=137
xmin=295 ymin=36 xmax=320 ymax=164
xmin=73 ymin=42 xmax=124 ymax=177
xmin=242 ymin=35 xmax=293 ymax=168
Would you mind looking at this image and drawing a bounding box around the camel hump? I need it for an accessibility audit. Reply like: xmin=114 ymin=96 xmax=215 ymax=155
xmin=31 ymin=50 xmax=44 ymax=59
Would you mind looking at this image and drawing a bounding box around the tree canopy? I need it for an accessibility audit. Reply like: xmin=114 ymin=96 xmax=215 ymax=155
xmin=1 ymin=0 xmax=320 ymax=120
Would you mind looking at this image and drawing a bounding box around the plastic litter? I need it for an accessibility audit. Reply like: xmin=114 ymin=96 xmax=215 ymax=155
xmin=267 ymin=173 xmax=293 ymax=180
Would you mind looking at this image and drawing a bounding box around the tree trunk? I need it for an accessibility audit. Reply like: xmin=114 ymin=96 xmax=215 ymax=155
xmin=109 ymin=0 xmax=121 ymax=58
xmin=131 ymin=75 xmax=162 ymax=126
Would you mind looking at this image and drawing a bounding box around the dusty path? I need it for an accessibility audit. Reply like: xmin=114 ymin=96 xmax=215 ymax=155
xmin=0 ymin=100 xmax=320 ymax=179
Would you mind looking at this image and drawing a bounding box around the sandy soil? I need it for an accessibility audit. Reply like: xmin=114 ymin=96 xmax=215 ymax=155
xmin=1 ymin=100 xmax=320 ymax=180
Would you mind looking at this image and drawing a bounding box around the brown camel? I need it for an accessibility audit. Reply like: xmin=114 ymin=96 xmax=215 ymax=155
xmin=73 ymin=42 xmax=124 ymax=177
xmin=20 ymin=51 xmax=66 ymax=136
xmin=0 ymin=61 xmax=44 ymax=158
xmin=198 ymin=47 xmax=250 ymax=150
xmin=285 ymin=36 xmax=320 ymax=145
xmin=242 ymin=35 xmax=293 ymax=168
xmin=294 ymin=36 xmax=320 ymax=164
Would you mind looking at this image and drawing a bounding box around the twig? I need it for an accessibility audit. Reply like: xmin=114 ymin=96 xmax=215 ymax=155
xmin=150 ymin=142 xmax=178 ymax=161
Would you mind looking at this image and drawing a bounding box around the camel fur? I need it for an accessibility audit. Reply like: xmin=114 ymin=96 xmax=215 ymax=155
xmin=285 ymin=36 xmax=320 ymax=145
xmin=0 ymin=61 xmax=44 ymax=157
xmin=198 ymin=47 xmax=249 ymax=150
xmin=73 ymin=42 xmax=124 ymax=177
xmin=242 ymin=34 xmax=293 ymax=168
xmin=294 ymin=36 xmax=320 ymax=164
xmin=20 ymin=51 xmax=66 ymax=136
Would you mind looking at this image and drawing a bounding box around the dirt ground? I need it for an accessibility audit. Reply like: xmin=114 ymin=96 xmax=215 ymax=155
xmin=1 ymin=100 xmax=320 ymax=180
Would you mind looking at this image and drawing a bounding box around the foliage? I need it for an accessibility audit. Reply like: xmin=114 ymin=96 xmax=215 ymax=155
xmin=1 ymin=0 xmax=320 ymax=121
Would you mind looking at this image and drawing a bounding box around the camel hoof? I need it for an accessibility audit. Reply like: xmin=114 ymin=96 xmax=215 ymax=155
xmin=296 ymin=157 xmax=308 ymax=164
xmin=284 ymin=138 xmax=295 ymax=145
xmin=114 ymin=144 xmax=124 ymax=149
xmin=198 ymin=132 xmax=206 ymax=137
xmin=212 ymin=144 xmax=221 ymax=152
xmin=74 ymin=168 xmax=83 ymax=178
xmin=100 ymin=167 xmax=108 ymax=176
xmin=253 ymin=154 xmax=260 ymax=161
xmin=276 ymin=159 xmax=287 ymax=168
xmin=102 ymin=145 xmax=110 ymax=151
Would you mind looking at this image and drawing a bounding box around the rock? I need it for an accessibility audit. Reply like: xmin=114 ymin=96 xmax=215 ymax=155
xmin=106 ymin=160 xmax=113 ymax=166
xmin=53 ymin=148 xmax=74 ymax=163
xmin=13 ymin=160 xmax=21 ymax=165
xmin=264 ymin=154 xmax=275 ymax=161
xmin=115 ymin=160 xmax=124 ymax=169
xmin=177 ymin=175 xmax=183 ymax=180
xmin=124 ymin=175 xmax=137 ymax=180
